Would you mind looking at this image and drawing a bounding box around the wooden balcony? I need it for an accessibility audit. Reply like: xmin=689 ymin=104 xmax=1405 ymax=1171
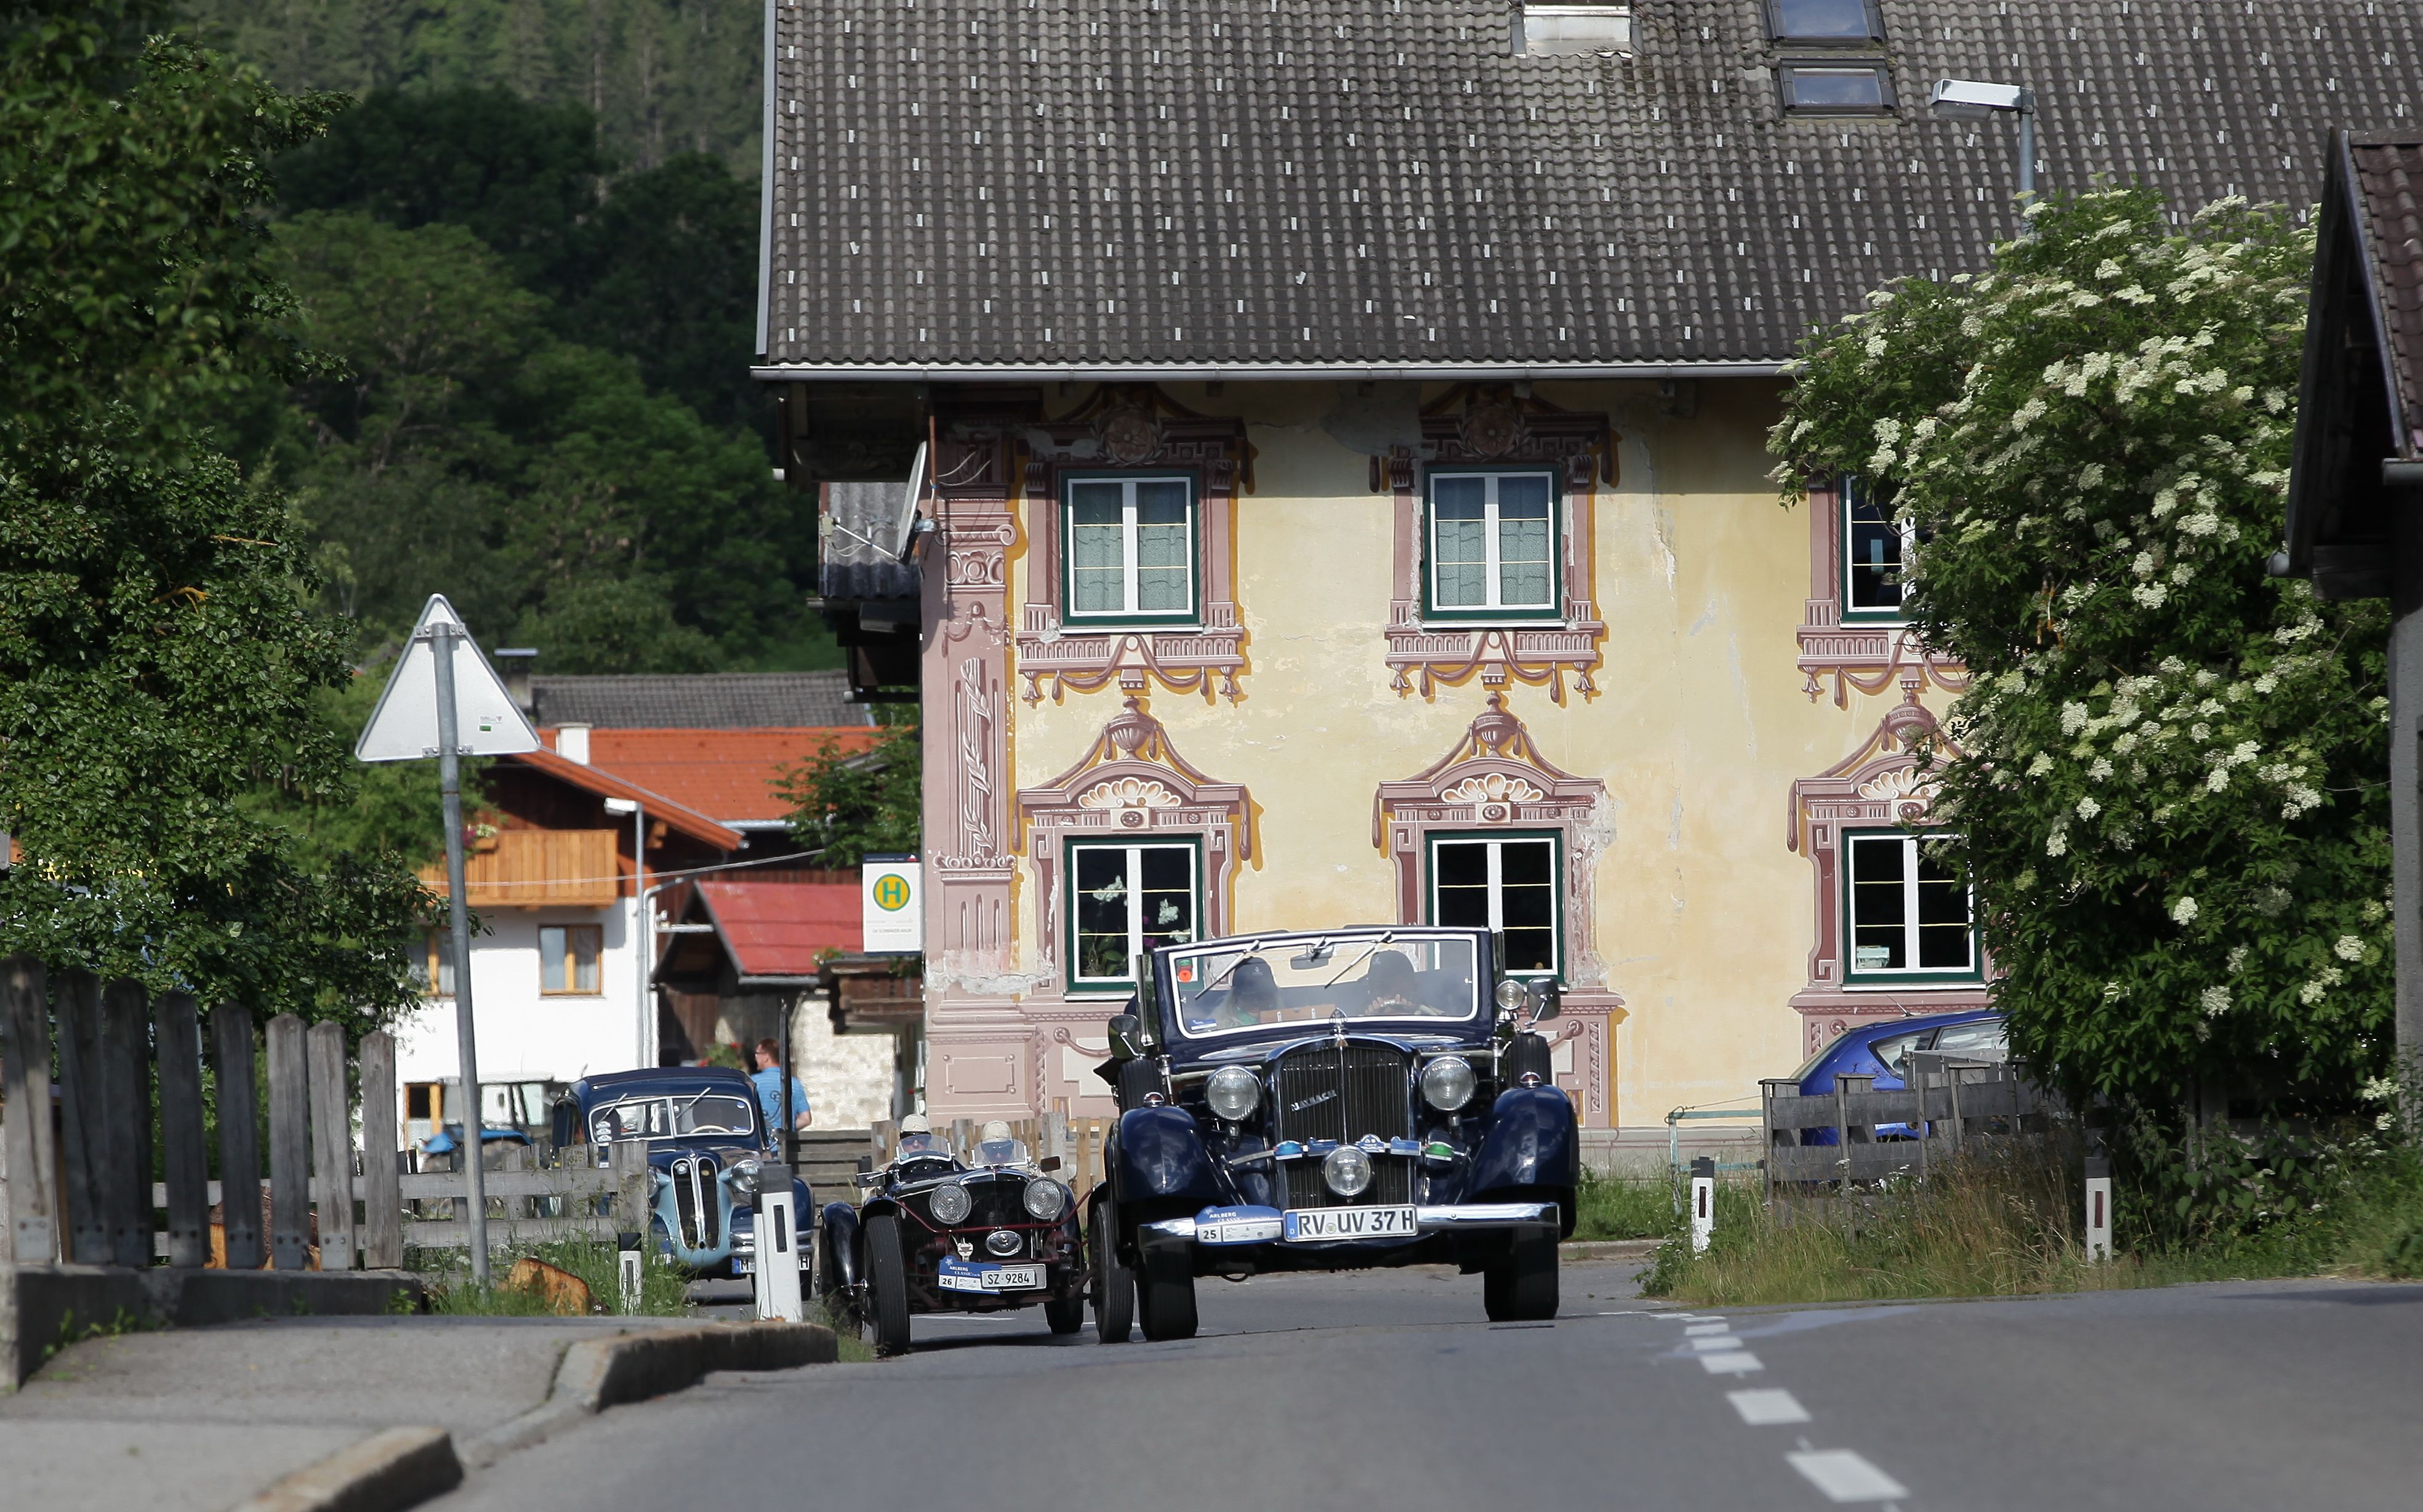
xmin=418 ymin=829 xmax=620 ymax=908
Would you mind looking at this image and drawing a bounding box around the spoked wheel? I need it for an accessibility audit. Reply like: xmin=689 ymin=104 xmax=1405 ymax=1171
xmin=1482 ymin=1231 xmax=1559 ymax=1322
xmin=862 ymin=1213 xmax=915 ymax=1355
xmin=1090 ymin=1191 xmax=1135 ymax=1343
xmin=1044 ymin=1292 xmax=1086 ymax=1335
xmin=1137 ymin=1249 xmax=1199 ymax=1341
xmin=814 ymin=1224 xmax=853 ymax=1327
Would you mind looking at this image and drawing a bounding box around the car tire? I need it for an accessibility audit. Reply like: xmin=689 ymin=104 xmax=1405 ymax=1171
xmin=863 ymin=1212 xmax=915 ymax=1355
xmin=1136 ymin=1249 xmax=1199 ymax=1342
xmin=1482 ymin=1231 xmax=1559 ymax=1322
xmin=1090 ymin=1191 xmax=1135 ymax=1343
xmin=814 ymin=1226 xmax=851 ymax=1325
xmin=1044 ymin=1293 xmax=1086 ymax=1335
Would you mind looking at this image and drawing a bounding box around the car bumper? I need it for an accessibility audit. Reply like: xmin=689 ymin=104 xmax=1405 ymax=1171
xmin=1138 ymin=1201 xmax=1561 ymax=1253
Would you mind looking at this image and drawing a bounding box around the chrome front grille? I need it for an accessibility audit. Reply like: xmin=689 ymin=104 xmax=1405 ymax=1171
xmin=1282 ymin=1156 xmax=1415 ymax=1212
xmin=1272 ymin=1044 xmax=1412 ymax=1146
xmin=670 ymin=1154 xmax=720 ymax=1249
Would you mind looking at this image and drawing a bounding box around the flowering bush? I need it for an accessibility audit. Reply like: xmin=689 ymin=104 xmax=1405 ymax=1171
xmin=1771 ymin=190 xmax=2391 ymax=1112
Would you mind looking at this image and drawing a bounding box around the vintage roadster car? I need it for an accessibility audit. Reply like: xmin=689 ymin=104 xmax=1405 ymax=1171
xmin=1087 ymin=926 xmax=1574 ymax=1341
xmin=555 ymin=1068 xmax=814 ymax=1281
xmin=818 ymin=1117 xmax=1086 ymax=1354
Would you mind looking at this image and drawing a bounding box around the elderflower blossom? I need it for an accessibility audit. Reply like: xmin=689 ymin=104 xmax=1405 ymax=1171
xmin=2334 ymin=935 xmax=2365 ymax=962
xmin=2226 ymin=945 xmax=2249 ymax=972
xmin=2171 ymin=896 xmax=2199 ymax=925
xmin=2200 ymin=985 xmax=2232 ymax=1016
xmin=2076 ymin=795 xmax=2102 ymax=819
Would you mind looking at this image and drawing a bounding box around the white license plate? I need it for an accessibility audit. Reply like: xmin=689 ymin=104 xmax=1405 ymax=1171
xmin=1284 ymin=1205 xmax=1420 ymax=1242
xmin=979 ymin=1265 xmax=1041 ymax=1290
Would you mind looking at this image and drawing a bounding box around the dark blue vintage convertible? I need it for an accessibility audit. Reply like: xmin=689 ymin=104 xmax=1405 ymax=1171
xmin=555 ymin=1067 xmax=814 ymax=1282
xmin=1087 ymin=926 xmax=1575 ymax=1342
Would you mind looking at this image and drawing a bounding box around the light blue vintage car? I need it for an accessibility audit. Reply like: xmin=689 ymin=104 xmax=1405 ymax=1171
xmin=558 ymin=1067 xmax=814 ymax=1280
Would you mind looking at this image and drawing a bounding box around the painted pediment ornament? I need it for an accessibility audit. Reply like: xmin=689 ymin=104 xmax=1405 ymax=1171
xmin=1016 ymin=697 xmax=1252 ymax=855
xmin=1786 ymin=686 xmax=1958 ymax=851
xmin=1372 ymin=693 xmax=1602 ymax=841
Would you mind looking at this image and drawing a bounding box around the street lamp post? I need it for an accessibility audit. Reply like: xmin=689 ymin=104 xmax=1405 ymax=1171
xmin=1931 ymin=77 xmax=2037 ymax=202
xmin=604 ymin=797 xmax=649 ymax=1069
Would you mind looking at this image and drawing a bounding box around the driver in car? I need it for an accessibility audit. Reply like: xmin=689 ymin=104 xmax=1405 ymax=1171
xmin=893 ymin=1112 xmax=954 ymax=1162
xmin=1348 ymin=949 xmax=1424 ymax=1015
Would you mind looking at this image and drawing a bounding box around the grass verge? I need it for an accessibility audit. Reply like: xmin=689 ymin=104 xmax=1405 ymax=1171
xmin=1571 ymin=1170 xmax=1684 ymax=1242
xmin=413 ymin=1236 xmax=694 ymax=1316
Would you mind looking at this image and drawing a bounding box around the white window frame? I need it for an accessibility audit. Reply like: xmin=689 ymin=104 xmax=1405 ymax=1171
xmin=1426 ymin=832 xmax=1562 ymax=979
xmin=1061 ymin=474 xmax=1198 ymax=625
xmin=1841 ymin=477 xmax=1915 ymax=623
xmin=1425 ymin=468 xmax=1562 ymax=619
xmin=1842 ymin=830 xmax=1979 ymax=982
xmin=1066 ymin=838 xmax=1202 ymax=994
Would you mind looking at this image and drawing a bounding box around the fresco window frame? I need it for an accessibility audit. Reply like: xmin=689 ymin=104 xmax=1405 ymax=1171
xmin=1839 ymin=828 xmax=1981 ymax=986
xmin=1063 ymin=834 xmax=1205 ymax=998
xmin=1421 ymin=466 xmax=1565 ymax=624
xmin=1840 ymin=475 xmax=1915 ymax=625
xmin=1058 ymin=470 xmax=1202 ymax=630
xmin=1424 ymin=829 xmax=1565 ymax=980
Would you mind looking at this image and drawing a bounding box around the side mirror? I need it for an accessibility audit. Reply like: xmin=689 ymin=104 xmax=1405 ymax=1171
xmin=1107 ymin=1013 xmax=1145 ymax=1061
xmin=1039 ymin=1156 xmax=1063 ymax=1173
xmin=1530 ymin=979 xmax=1562 ymax=1023
xmin=549 ymin=1101 xmax=577 ymax=1151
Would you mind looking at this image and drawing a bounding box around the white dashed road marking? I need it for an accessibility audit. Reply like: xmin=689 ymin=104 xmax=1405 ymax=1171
xmin=1787 ymin=1449 xmax=1910 ymax=1503
xmin=1689 ymin=1335 xmax=1746 ymax=1351
xmin=1686 ymin=1322 xmax=1731 ymax=1335
xmin=1726 ymin=1388 xmax=1811 ymax=1426
xmin=1698 ymin=1350 xmax=1763 ymax=1375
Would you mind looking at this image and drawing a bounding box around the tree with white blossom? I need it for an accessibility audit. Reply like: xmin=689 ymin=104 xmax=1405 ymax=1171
xmin=1770 ymin=189 xmax=2392 ymax=1117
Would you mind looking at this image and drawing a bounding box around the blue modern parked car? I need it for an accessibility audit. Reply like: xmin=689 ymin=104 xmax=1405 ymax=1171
xmin=553 ymin=1067 xmax=814 ymax=1281
xmin=1085 ymin=925 xmax=1575 ymax=1342
xmin=1791 ymin=1008 xmax=2009 ymax=1143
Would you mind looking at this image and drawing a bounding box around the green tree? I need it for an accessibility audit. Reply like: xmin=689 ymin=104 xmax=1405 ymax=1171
xmin=777 ymin=727 xmax=922 ymax=867
xmin=0 ymin=11 xmax=427 ymax=1026
xmin=1770 ymin=190 xmax=2392 ymax=1116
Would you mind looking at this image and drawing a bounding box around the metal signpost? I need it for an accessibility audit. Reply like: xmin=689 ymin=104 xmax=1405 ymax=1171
xmin=357 ymin=595 xmax=539 ymax=1286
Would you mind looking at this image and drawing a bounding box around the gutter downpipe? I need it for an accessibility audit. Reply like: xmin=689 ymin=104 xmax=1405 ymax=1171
xmin=753 ymin=0 xmax=776 ymax=360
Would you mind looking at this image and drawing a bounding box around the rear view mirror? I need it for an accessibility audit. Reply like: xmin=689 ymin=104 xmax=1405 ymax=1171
xmin=1531 ymin=980 xmax=1562 ymax=1023
xmin=1107 ymin=1013 xmax=1145 ymax=1061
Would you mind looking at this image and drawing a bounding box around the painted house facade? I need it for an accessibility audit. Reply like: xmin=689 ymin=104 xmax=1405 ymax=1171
xmin=755 ymin=0 xmax=2419 ymax=1127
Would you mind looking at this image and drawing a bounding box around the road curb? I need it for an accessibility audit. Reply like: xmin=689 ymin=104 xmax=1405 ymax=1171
xmin=460 ymin=1321 xmax=837 ymax=1469
xmin=233 ymin=1425 xmax=463 ymax=1512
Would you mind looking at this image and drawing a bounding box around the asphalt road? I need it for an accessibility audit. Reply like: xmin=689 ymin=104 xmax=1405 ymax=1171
xmin=433 ymin=1260 xmax=2423 ymax=1511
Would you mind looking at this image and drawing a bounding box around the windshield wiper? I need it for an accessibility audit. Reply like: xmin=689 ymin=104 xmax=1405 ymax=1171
xmin=1320 ymin=930 xmax=1396 ymax=989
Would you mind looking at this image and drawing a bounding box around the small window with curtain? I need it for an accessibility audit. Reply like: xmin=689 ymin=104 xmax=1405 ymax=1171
xmin=1428 ymin=832 xmax=1561 ymax=977
xmin=1063 ymin=474 xmax=1197 ymax=625
xmin=1425 ymin=469 xmax=1562 ymax=621
xmin=1067 ymin=838 xmax=1201 ymax=994
xmin=539 ymin=924 xmax=603 ymax=995
xmin=1843 ymin=831 xmax=1978 ymax=982
xmin=1841 ymin=476 xmax=1913 ymax=621
xmin=414 ymin=931 xmax=456 ymax=998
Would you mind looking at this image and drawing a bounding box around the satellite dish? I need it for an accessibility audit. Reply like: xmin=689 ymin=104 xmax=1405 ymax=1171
xmin=891 ymin=441 xmax=928 ymax=562
xmin=356 ymin=595 xmax=541 ymax=762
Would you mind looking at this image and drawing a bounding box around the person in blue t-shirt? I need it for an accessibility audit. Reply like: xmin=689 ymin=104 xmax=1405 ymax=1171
xmin=750 ymin=1038 xmax=813 ymax=1134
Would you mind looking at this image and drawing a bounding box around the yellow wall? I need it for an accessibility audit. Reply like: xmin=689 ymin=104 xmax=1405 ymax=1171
xmin=999 ymin=377 xmax=1938 ymax=1125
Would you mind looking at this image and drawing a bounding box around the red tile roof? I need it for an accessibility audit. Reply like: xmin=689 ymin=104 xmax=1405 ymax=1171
xmin=504 ymin=746 xmax=742 ymax=851
xmin=696 ymin=880 xmax=863 ymax=981
xmin=543 ymin=726 xmax=882 ymax=825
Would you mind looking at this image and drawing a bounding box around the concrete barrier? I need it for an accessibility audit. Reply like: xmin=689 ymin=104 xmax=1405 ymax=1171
xmin=2 ymin=1264 xmax=426 ymax=1388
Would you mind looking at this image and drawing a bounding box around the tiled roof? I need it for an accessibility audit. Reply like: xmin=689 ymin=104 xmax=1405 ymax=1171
xmin=760 ymin=0 xmax=2421 ymax=372
xmin=2350 ymin=137 xmax=2423 ymax=457
xmin=502 ymin=748 xmax=744 ymax=850
xmin=528 ymin=672 xmax=871 ymax=731
xmin=694 ymin=881 xmax=864 ymax=981
xmin=567 ymin=727 xmax=883 ymax=824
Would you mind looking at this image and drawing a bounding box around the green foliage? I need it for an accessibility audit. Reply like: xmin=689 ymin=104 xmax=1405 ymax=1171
xmin=175 ymin=0 xmax=766 ymax=175
xmin=1770 ymin=190 xmax=2392 ymax=1115
xmin=0 ymin=15 xmax=426 ymax=1026
xmin=1571 ymin=1170 xmax=1681 ymax=1242
xmin=777 ymin=727 xmax=923 ymax=868
xmin=414 ymin=1235 xmax=692 ymax=1317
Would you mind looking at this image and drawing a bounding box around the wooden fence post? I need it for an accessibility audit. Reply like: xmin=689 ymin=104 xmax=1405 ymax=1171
xmin=359 ymin=1031 xmax=402 ymax=1269
xmin=1 ymin=957 xmax=58 ymax=1265
xmin=306 ymin=1021 xmax=356 ymax=1271
xmin=153 ymin=992 xmax=210 ymax=1268
xmin=612 ymin=1138 xmax=651 ymax=1237
xmin=267 ymin=1015 xmax=311 ymax=1269
xmin=212 ymin=1005 xmax=264 ymax=1269
xmin=98 ymin=979 xmax=153 ymax=1269
xmin=52 ymin=970 xmax=107 ymax=1264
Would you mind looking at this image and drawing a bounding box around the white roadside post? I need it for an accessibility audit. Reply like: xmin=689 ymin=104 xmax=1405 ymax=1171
xmin=2084 ymin=1154 xmax=2113 ymax=1261
xmin=1690 ymin=1156 xmax=1716 ymax=1255
xmin=356 ymin=594 xmax=540 ymax=1288
xmin=619 ymin=1240 xmax=645 ymax=1314
xmin=753 ymin=1168 xmax=806 ymax=1322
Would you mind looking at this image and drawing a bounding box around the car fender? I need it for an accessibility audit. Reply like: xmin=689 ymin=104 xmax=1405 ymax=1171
xmin=1115 ymin=1105 xmax=1225 ymax=1210
xmin=820 ymin=1201 xmax=862 ymax=1289
xmin=1469 ymin=1085 xmax=1580 ymax=1195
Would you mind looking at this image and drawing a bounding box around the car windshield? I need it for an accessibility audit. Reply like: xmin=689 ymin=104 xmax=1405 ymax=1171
xmin=973 ymin=1137 xmax=1029 ymax=1165
xmin=894 ymin=1131 xmax=955 ymax=1162
xmin=1168 ymin=932 xmax=1480 ymax=1039
xmin=589 ymin=1092 xmax=759 ymax=1143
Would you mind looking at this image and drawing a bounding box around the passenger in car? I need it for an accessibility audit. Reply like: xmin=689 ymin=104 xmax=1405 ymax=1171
xmin=1220 ymin=955 xmax=1282 ymax=1027
xmin=1348 ymin=950 xmax=1423 ymax=1016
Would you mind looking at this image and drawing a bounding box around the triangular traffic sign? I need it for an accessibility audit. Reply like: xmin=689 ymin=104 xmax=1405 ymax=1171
xmin=355 ymin=595 xmax=542 ymax=762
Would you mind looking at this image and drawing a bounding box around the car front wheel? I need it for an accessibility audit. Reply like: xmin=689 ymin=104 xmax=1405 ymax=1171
xmin=1482 ymin=1231 xmax=1558 ymax=1322
xmin=1089 ymin=1191 xmax=1135 ymax=1343
xmin=1137 ymin=1248 xmax=1198 ymax=1341
xmin=863 ymin=1213 xmax=915 ymax=1354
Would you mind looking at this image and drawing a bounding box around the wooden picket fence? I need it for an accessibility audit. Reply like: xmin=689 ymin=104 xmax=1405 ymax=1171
xmin=865 ymin=1114 xmax=1116 ymax=1201
xmin=1758 ymin=1053 xmax=2056 ymax=1194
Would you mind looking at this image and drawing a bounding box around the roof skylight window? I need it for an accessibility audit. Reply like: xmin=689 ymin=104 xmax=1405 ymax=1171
xmin=1521 ymin=4 xmax=1633 ymax=55
xmin=1778 ymin=63 xmax=1895 ymax=113
xmin=1767 ymin=0 xmax=1882 ymax=44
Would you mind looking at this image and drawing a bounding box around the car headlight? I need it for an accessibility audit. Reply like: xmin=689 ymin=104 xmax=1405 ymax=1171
xmin=1205 ymin=1065 xmax=1261 ymax=1122
xmin=1420 ymin=1056 xmax=1476 ymax=1112
xmin=928 ymin=1181 xmax=972 ymax=1225
xmin=1322 ymin=1144 xmax=1372 ymax=1198
xmin=1023 ymin=1178 xmax=1067 ymax=1221
xmin=727 ymin=1159 xmax=763 ymax=1199
xmin=1494 ymin=978 xmax=1532 ymax=1013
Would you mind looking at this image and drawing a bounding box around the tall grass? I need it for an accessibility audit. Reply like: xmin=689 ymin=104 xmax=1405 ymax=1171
xmin=1572 ymin=1170 xmax=1684 ymax=1242
xmin=414 ymin=1236 xmax=694 ymax=1316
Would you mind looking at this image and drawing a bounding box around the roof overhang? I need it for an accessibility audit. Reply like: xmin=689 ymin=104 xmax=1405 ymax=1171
xmin=753 ymin=359 xmax=1788 ymax=383
xmin=502 ymin=747 xmax=744 ymax=851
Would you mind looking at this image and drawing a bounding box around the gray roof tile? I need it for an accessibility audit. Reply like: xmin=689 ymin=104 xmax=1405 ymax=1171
xmin=529 ymin=673 xmax=872 ymax=730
